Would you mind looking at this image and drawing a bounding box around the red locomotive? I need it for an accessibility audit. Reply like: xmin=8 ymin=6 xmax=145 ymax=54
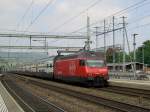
xmin=54 ymin=51 xmax=108 ymax=86
xmin=14 ymin=50 xmax=108 ymax=87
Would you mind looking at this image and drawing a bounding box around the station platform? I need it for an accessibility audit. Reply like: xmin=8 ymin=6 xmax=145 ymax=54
xmin=109 ymin=79 xmax=150 ymax=90
xmin=0 ymin=80 xmax=24 ymax=112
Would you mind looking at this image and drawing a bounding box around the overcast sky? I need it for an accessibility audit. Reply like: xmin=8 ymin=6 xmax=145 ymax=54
xmin=0 ymin=0 xmax=150 ymax=56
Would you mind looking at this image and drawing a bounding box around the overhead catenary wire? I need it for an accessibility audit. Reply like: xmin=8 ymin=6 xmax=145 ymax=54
xmin=15 ymin=0 xmax=34 ymax=48
xmin=15 ymin=0 xmax=149 ymax=35
xmin=46 ymin=0 xmax=103 ymax=46
xmin=66 ymin=0 xmax=150 ymax=53
xmin=107 ymin=0 xmax=148 ymax=17
xmin=128 ymin=12 xmax=150 ymax=26
xmin=11 ymin=0 xmax=150 ymax=38
xmin=91 ymin=3 xmax=150 ymax=37
xmin=94 ymin=10 xmax=150 ymax=36
xmin=69 ymin=0 xmax=148 ymax=34
xmin=6 ymin=0 xmax=147 ymax=45
xmin=49 ymin=0 xmax=103 ymax=32
xmin=24 ymin=0 xmax=56 ymax=32
xmin=16 ymin=0 xmax=34 ymax=31
xmin=127 ymin=22 xmax=150 ymax=31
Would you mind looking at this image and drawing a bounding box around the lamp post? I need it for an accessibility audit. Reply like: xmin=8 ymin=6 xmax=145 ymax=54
xmin=93 ymin=26 xmax=99 ymax=51
xmin=145 ymin=64 xmax=148 ymax=74
xmin=142 ymin=45 xmax=145 ymax=72
xmin=133 ymin=33 xmax=138 ymax=79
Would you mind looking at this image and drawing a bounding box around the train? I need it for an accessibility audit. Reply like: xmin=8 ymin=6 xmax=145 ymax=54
xmin=14 ymin=50 xmax=109 ymax=87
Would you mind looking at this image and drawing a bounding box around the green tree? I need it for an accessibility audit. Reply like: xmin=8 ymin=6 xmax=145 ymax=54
xmin=106 ymin=49 xmax=130 ymax=63
xmin=136 ymin=40 xmax=150 ymax=65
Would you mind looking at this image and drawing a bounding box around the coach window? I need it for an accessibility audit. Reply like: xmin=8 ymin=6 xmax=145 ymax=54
xmin=79 ymin=60 xmax=86 ymax=66
xmin=49 ymin=64 xmax=53 ymax=68
xmin=47 ymin=64 xmax=49 ymax=68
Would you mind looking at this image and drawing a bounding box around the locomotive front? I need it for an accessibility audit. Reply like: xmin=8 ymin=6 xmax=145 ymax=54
xmin=79 ymin=51 xmax=109 ymax=86
xmin=79 ymin=59 xmax=108 ymax=86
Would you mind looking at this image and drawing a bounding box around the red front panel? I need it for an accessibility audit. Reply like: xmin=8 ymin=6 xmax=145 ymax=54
xmin=85 ymin=66 xmax=108 ymax=79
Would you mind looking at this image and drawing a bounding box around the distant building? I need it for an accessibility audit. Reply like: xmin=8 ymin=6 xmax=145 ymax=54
xmin=145 ymin=64 xmax=150 ymax=74
xmin=107 ymin=62 xmax=144 ymax=72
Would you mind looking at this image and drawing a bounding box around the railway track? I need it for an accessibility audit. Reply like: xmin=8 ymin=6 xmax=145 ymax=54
xmin=13 ymin=72 xmax=150 ymax=100
xmin=12 ymin=74 xmax=150 ymax=112
xmin=1 ymin=78 xmax=65 ymax=112
xmin=100 ymin=86 xmax=150 ymax=99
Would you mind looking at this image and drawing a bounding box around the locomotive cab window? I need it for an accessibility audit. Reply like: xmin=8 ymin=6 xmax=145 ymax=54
xmin=79 ymin=60 xmax=86 ymax=66
xmin=47 ymin=64 xmax=49 ymax=68
xmin=47 ymin=64 xmax=53 ymax=68
xmin=86 ymin=60 xmax=104 ymax=67
xmin=49 ymin=64 xmax=53 ymax=68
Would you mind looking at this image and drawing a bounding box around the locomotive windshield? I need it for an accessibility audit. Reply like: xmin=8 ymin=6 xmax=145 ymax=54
xmin=86 ymin=60 xmax=104 ymax=67
xmin=79 ymin=60 xmax=104 ymax=67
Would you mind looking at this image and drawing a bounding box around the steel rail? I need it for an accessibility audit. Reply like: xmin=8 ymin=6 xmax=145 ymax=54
xmin=14 ymin=74 xmax=150 ymax=112
xmin=2 ymin=80 xmax=36 ymax=112
xmin=2 ymin=78 xmax=65 ymax=112
xmin=100 ymin=86 xmax=150 ymax=99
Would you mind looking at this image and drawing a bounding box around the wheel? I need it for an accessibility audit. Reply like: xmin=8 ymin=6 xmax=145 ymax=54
xmin=104 ymin=80 xmax=109 ymax=87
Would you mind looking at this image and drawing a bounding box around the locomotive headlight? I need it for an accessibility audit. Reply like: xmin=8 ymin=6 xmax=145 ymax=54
xmin=88 ymin=76 xmax=94 ymax=80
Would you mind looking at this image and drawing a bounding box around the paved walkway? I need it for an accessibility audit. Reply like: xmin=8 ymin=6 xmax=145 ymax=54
xmin=109 ymin=79 xmax=150 ymax=90
xmin=0 ymin=82 xmax=24 ymax=112
xmin=0 ymin=94 xmax=8 ymax=112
